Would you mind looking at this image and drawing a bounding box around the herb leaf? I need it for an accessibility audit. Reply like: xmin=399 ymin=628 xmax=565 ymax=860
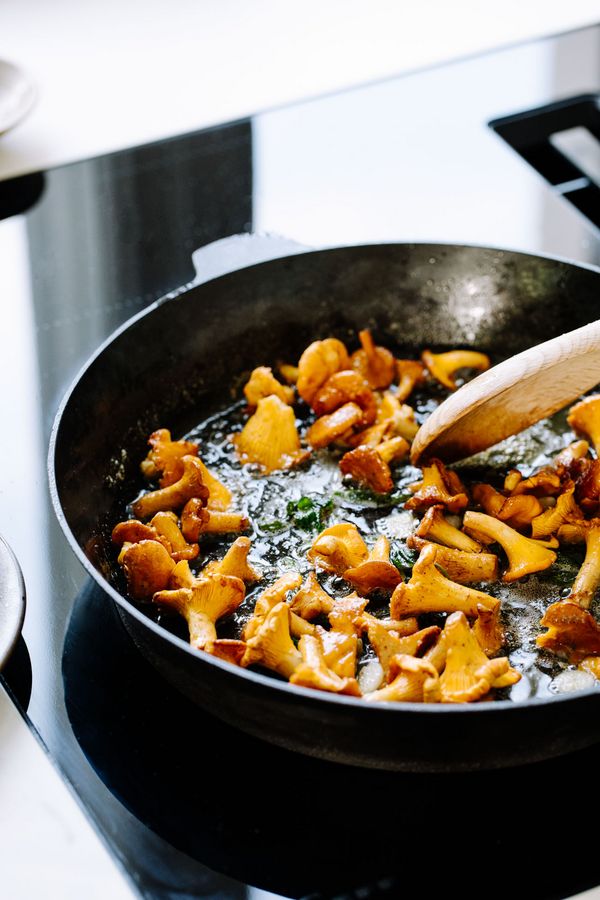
xmin=287 ymin=496 xmax=333 ymax=533
xmin=390 ymin=543 xmax=419 ymax=574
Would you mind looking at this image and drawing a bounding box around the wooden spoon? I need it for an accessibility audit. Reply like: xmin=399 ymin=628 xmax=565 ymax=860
xmin=410 ymin=320 xmax=600 ymax=465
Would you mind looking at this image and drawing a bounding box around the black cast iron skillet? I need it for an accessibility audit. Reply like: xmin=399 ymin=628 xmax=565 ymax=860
xmin=49 ymin=240 xmax=600 ymax=772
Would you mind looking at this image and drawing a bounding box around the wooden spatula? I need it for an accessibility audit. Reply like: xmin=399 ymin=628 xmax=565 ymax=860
xmin=410 ymin=320 xmax=600 ymax=465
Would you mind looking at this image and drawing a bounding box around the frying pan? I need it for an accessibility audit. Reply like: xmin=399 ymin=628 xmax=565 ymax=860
xmin=49 ymin=238 xmax=600 ymax=772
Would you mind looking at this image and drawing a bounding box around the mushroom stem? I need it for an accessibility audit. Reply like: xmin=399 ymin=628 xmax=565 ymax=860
xmin=570 ymin=526 xmax=600 ymax=609
xmin=415 ymin=504 xmax=482 ymax=553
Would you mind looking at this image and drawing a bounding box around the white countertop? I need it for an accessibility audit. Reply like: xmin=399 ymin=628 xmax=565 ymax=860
xmin=0 ymin=683 xmax=135 ymax=899
xmin=0 ymin=0 xmax=599 ymax=180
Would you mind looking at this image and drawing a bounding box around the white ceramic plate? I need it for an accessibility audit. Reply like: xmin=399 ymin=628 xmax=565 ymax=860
xmin=0 ymin=60 xmax=36 ymax=136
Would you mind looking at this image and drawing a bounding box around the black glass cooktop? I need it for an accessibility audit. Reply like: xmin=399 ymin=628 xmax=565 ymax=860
xmin=1 ymin=25 xmax=599 ymax=900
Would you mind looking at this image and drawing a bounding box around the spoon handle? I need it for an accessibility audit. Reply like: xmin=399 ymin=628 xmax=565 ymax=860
xmin=411 ymin=319 xmax=600 ymax=464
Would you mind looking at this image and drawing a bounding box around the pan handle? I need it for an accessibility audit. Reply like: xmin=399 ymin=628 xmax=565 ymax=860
xmin=190 ymin=232 xmax=310 ymax=286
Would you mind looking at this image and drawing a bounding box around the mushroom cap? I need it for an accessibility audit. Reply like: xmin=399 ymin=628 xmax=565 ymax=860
xmin=308 ymin=523 xmax=369 ymax=575
xmin=290 ymin=572 xmax=335 ymax=620
xmin=203 ymin=536 xmax=261 ymax=583
xmin=339 ymin=446 xmax=394 ymax=494
xmin=234 ymin=394 xmax=308 ymax=473
xmin=537 ymin=600 xmax=600 ymax=662
xmin=567 ymin=395 xmax=600 ymax=453
xmin=405 ymin=459 xmax=468 ymax=513
xmin=121 ymin=539 xmax=176 ymax=600
xmin=243 ymin=366 xmax=295 ymax=408
xmin=297 ymin=338 xmax=350 ymax=404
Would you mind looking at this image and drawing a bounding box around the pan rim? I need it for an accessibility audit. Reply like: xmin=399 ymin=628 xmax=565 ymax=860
xmin=48 ymin=239 xmax=600 ymax=716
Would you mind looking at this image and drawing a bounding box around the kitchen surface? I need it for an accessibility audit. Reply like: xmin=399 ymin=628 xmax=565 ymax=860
xmin=1 ymin=5 xmax=600 ymax=899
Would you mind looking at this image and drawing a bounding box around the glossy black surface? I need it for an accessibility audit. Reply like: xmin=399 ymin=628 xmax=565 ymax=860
xmin=1 ymin=24 xmax=599 ymax=900
xmin=64 ymin=579 xmax=600 ymax=900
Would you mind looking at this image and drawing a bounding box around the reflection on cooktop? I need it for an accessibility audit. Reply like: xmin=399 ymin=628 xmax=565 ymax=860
xmin=2 ymin=637 xmax=32 ymax=712
xmin=64 ymin=581 xmax=599 ymax=900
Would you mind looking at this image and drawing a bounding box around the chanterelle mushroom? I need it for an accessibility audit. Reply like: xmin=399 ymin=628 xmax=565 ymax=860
xmin=112 ymin=519 xmax=171 ymax=554
xmin=537 ymin=600 xmax=600 ymax=662
xmin=234 ymin=395 xmax=309 ymax=473
xmin=243 ymin=366 xmax=295 ymax=408
xmin=406 ymin=536 xmax=499 ymax=584
xmin=242 ymin=602 xmax=302 ymax=678
xmin=203 ymin=536 xmax=261 ymax=583
xmin=350 ymin=329 xmax=396 ymax=390
xmin=439 ymin=612 xmax=520 ymax=703
xmin=315 ymin=625 xmax=359 ymax=678
xmin=463 ymin=511 xmax=557 ymax=582
xmin=154 ymin=573 xmax=245 ymax=651
xmin=530 ymin=486 xmax=582 ymax=540
xmin=140 ymin=428 xmax=199 ymax=487
xmin=296 ymin=338 xmax=350 ymax=404
xmin=472 ymin=604 xmax=505 ymax=658
xmin=405 ymin=459 xmax=469 ymax=513
xmin=390 ymin=544 xmax=499 ymax=619
xmin=120 ymin=539 xmax=176 ymax=600
xmin=133 ymin=455 xmax=209 ymax=519
xmin=307 ymin=402 xmax=364 ymax=449
xmin=290 ymin=634 xmax=361 ymax=696
xmin=556 ymin=520 xmax=600 ymax=608
xmin=360 ymin=617 xmax=440 ymax=682
xmin=421 ymin=349 xmax=490 ymax=391
xmin=574 ymin=459 xmax=600 ymax=514
xmin=343 ymin=535 xmax=403 ymax=595
xmin=472 ymin=483 xmax=543 ymax=531
xmin=339 ymin=445 xmax=394 ymax=494
xmin=181 ymin=503 xmax=250 ymax=540
xmin=376 ymin=392 xmax=420 ymax=443
xmin=290 ymin=572 xmax=335 ymax=620
xmin=150 ymin=511 xmax=199 ymax=561
xmin=197 ymin=510 xmax=250 ymax=534
xmin=243 ymin=571 xmax=303 ymax=640
xmin=312 ymin=370 xmax=377 ymax=425
xmin=364 ymin=655 xmax=440 ymax=703
xmin=567 ymin=395 xmax=600 ymax=455
xmin=414 ymin=505 xmax=482 ymax=553
xmin=395 ymin=359 xmax=427 ymax=403
xmin=307 ymin=523 xmax=368 ymax=574
xmin=328 ymin=594 xmax=369 ymax=635
xmin=506 ymin=469 xmax=562 ymax=498
xmin=193 ymin=458 xmax=232 ymax=511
